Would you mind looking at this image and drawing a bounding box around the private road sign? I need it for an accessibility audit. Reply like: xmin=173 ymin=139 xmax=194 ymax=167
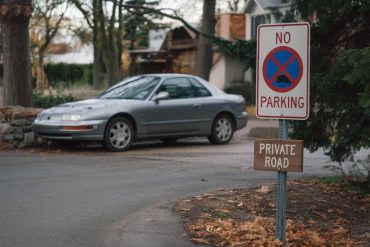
xmin=256 ymin=23 xmax=310 ymax=120
xmin=254 ymin=139 xmax=304 ymax=172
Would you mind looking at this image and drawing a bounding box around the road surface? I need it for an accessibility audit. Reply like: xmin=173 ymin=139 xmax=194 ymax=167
xmin=0 ymin=122 xmax=338 ymax=247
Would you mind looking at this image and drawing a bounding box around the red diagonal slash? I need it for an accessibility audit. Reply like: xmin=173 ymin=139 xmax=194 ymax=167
xmin=269 ymin=54 xmax=296 ymax=83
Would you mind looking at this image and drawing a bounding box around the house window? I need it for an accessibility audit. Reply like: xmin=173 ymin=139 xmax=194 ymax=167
xmin=251 ymin=15 xmax=266 ymax=39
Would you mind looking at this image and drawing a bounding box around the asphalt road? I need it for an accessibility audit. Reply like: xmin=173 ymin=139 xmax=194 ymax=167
xmin=0 ymin=122 xmax=339 ymax=247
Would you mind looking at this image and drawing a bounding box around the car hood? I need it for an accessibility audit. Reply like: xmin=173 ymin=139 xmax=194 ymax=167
xmin=41 ymin=98 xmax=139 ymax=115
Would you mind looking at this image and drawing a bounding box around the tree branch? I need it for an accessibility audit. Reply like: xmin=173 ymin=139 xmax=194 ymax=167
xmin=112 ymin=2 xmax=201 ymax=35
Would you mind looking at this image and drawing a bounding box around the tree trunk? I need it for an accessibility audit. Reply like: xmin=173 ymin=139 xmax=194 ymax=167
xmin=93 ymin=41 xmax=101 ymax=89
xmin=0 ymin=0 xmax=33 ymax=107
xmin=96 ymin=0 xmax=117 ymax=86
xmin=92 ymin=0 xmax=101 ymax=89
xmin=116 ymin=0 xmax=124 ymax=78
xmin=107 ymin=1 xmax=119 ymax=86
xmin=195 ymin=0 xmax=216 ymax=80
xmin=35 ymin=54 xmax=49 ymax=91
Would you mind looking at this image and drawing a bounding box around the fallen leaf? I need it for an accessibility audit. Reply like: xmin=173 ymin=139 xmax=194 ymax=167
xmin=332 ymin=227 xmax=348 ymax=235
xmin=255 ymin=185 xmax=272 ymax=194
xmin=191 ymin=237 xmax=209 ymax=244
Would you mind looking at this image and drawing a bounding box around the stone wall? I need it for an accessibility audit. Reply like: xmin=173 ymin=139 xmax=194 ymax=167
xmin=0 ymin=106 xmax=44 ymax=149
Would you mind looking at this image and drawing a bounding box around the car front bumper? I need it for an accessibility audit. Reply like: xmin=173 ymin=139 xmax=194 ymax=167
xmin=236 ymin=111 xmax=248 ymax=130
xmin=32 ymin=119 xmax=108 ymax=141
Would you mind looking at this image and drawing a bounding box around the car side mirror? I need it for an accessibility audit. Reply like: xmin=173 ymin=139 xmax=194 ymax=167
xmin=153 ymin=91 xmax=169 ymax=102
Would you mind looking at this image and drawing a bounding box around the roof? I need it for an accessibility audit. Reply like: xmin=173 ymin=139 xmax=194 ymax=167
xmin=148 ymin=29 xmax=167 ymax=52
xmin=244 ymin=0 xmax=291 ymax=12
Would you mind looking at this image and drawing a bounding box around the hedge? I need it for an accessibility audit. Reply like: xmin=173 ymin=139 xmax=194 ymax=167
xmin=224 ymin=81 xmax=255 ymax=105
xmin=44 ymin=63 xmax=93 ymax=87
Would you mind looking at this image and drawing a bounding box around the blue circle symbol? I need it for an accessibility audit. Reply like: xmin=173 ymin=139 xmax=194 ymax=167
xmin=263 ymin=46 xmax=303 ymax=93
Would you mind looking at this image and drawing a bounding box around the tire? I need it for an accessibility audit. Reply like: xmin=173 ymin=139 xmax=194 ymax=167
xmin=103 ymin=117 xmax=134 ymax=152
xmin=208 ymin=114 xmax=234 ymax=145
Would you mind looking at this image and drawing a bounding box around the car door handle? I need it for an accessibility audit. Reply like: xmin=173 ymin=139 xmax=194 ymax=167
xmin=193 ymin=103 xmax=202 ymax=108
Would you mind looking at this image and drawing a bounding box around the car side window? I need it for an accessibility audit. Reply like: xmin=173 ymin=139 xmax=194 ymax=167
xmin=189 ymin=78 xmax=212 ymax=97
xmin=157 ymin=78 xmax=195 ymax=99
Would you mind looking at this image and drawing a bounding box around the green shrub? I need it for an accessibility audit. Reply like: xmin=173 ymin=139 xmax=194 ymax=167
xmin=224 ymin=81 xmax=255 ymax=105
xmin=44 ymin=63 xmax=93 ymax=87
xmin=32 ymin=93 xmax=75 ymax=108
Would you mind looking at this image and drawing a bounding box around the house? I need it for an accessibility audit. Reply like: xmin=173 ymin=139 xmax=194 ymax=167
xmin=209 ymin=13 xmax=246 ymax=89
xmin=244 ymin=0 xmax=292 ymax=40
xmin=169 ymin=26 xmax=198 ymax=75
xmin=129 ymin=29 xmax=170 ymax=75
xmin=128 ymin=27 xmax=198 ymax=75
xmin=209 ymin=0 xmax=293 ymax=90
xmin=243 ymin=0 xmax=292 ymax=83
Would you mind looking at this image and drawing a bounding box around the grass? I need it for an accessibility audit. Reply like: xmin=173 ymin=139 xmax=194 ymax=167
xmin=321 ymin=176 xmax=342 ymax=183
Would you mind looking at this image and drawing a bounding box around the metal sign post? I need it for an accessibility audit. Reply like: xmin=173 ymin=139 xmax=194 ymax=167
xmin=254 ymin=22 xmax=310 ymax=246
xmin=276 ymin=119 xmax=288 ymax=245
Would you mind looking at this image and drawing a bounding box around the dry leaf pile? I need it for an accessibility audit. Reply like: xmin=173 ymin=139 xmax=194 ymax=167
xmin=176 ymin=180 xmax=370 ymax=247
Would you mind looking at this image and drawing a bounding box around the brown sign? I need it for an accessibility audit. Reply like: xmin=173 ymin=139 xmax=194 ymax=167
xmin=254 ymin=139 xmax=303 ymax=172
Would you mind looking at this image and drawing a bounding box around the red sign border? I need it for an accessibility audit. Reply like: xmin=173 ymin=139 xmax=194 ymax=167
xmin=256 ymin=23 xmax=310 ymax=120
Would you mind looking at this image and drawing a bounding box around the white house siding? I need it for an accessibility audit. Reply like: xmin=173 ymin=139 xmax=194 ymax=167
xmin=209 ymin=54 xmax=226 ymax=89
xmin=210 ymin=54 xmax=245 ymax=90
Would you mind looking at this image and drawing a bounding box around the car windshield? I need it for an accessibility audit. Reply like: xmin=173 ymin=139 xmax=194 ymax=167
xmin=99 ymin=76 xmax=160 ymax=100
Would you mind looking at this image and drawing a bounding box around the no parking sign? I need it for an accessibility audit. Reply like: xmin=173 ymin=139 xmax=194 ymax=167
xmin=256 ymin=23 xmax=310 ymax=119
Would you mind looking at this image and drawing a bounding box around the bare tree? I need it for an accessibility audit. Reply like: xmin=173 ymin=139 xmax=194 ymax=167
xmin=72 ymin=0 xmax=102 ymax=89
xmin=195 ymin=0 xmax=216 ymax=80
xmin=30 ymin=0 xmax=69 ymax=91
xmin=0 ymin=0 xmax=33 ymax=107
xmin=227 ymin=0 xmax=247 ymax=12
xmin=73 ymin=0 xmax=124 ymax=87
xmin=97 ymin=0 xmax=120 ymax=85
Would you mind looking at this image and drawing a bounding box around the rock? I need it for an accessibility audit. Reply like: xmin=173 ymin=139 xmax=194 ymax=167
xmin=0 ymin=141 xmax=14 ymax=150
xmin=13 ymin=128 xmax=23 ymax=140
xmin=0 ymin=106 xmax=24 ymax=120
xmin=0 ymin=123 xmax=16 ymax=135
xmin=21 ymin=125 xmax=34 ymax=132
xmin=22 ymin=108 xmax=44 ymax=118
xmin=23 ymin=131 xmax=35 ymax=146
xmin=0 ymin=106 xmax=43 ymax=120
xmin=0 ymin=107 xmax=43 ymax=149
xmin=10 ymin=119 xmax=28 ymax=127
xmin=10 ymin=107 xmax=44 ymax=120
xmin=10 ymin=111 xmax=25 ymax=120
xmin=1 ymin=134 xmax=14 ymax=141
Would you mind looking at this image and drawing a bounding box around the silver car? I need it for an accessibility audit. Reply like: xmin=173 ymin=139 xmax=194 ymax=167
xmin=33 ymin=74 xmax=248 ymax=151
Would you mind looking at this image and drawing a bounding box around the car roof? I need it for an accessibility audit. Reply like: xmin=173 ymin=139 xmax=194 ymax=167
xmin=138 ymin=73 xmax=199 ymax=79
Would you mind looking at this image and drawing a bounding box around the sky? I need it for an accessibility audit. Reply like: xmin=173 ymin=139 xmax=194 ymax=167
xmin=158 ymin=0 xmax=246 ymax=26
xmin=60 ymin=0 xmax=247 ymax=30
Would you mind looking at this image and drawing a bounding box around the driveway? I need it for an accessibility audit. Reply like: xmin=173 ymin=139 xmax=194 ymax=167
xmin=0 ymin=121 xmax=338 ymax=247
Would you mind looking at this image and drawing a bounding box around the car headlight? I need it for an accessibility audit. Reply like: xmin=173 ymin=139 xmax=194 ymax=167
xmin=62 ymin=114 xmax=81 ymax=121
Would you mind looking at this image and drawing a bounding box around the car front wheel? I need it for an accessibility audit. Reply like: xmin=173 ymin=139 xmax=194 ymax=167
xmin=208 ymin=114 xmax=234 ymax=145
xmin=104 ymin=117 xmax=134 ymax=151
